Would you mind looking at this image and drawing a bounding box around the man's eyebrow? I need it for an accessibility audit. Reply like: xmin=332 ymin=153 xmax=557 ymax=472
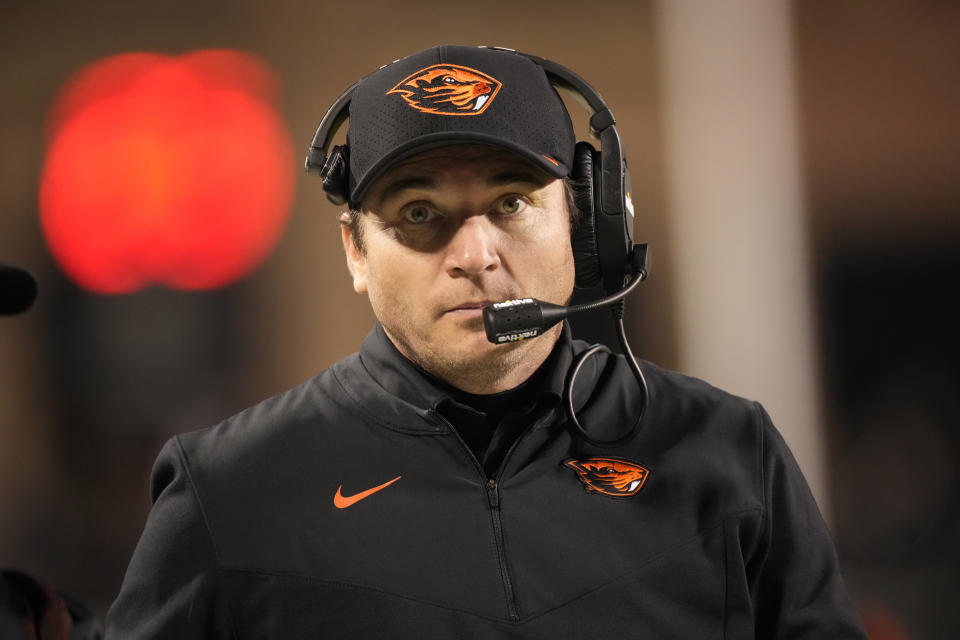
xmin=376 ymin=176 xmax=436 ymax=208
xmin=374 ymin=169 xmax=549 ymax=208
xmin=487 ymin=170 xmax=550 ymax=188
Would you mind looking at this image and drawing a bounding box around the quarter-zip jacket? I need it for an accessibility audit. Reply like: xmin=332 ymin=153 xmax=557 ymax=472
xmin=106 ymin=324 xmax=867 ymax=638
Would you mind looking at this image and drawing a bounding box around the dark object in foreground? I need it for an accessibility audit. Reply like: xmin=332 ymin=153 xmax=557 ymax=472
xmin=0 ymin=569 xmax=102 ymax=640
xmin=0 ymin=263 xmax=38 ymax=315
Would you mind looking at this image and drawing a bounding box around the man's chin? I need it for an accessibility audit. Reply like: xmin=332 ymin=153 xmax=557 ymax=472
xmin=432 ymin=323 xmax=515 ymax=360
xmin=440 ymin=310 xmax=486 ymax=332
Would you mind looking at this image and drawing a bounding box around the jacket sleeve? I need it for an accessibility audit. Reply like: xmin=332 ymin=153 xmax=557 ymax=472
xmin=748 ymin=403 xmax=868 ymax=639
xmin=105 ymin=437 xmax=228 ymax=639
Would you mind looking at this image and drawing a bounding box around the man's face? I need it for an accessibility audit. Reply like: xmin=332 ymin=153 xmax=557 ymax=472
xmin=341 ymin=145 xmax=576 ymax=393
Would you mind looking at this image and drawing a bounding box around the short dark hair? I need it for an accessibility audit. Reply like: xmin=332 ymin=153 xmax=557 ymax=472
xmin=342 ymin=177 xmax=580 ymax=254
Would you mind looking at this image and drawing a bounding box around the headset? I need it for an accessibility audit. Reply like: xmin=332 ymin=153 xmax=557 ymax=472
xmin=305 ymin=47 xmax=649 ymax=446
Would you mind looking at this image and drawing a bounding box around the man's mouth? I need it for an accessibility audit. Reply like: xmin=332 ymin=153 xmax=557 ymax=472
xmin=441 ymin=294 xmax=518 ymax=321
xmin=445 ymin=301 xmax=493 ymax=315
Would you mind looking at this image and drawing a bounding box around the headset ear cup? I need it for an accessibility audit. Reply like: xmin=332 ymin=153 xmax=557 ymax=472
xmin=570 ymin=141 xmax=602 ymax=289
xmin=321 ymin=145 xmax=351 ymax=206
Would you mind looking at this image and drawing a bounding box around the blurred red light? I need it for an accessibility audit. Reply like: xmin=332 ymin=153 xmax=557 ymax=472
xmin=39 ymin=50 xmax=294 ymax=293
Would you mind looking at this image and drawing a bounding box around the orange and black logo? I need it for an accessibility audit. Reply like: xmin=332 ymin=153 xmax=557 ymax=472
xmin=564 ymin=457 xmax=651 ymax=498
xmin=387 ymin=64 xmax=502 ymax=116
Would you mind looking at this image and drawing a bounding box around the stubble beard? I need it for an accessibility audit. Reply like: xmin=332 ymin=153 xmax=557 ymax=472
xmin=380 ymin=316 xmax=560 ymax=394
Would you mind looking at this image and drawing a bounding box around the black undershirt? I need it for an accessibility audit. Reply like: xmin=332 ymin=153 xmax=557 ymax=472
xmin=434 ymin=355 xmax=556 ymax=477
xmin=374 ymin=323 xmax=565 ymax=477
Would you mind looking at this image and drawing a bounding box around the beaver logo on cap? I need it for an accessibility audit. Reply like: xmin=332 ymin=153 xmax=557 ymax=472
xmin=387 ymin=64 xmax=502 ymax=116
xmin=564 ymin=457 xmax=651 ymax=498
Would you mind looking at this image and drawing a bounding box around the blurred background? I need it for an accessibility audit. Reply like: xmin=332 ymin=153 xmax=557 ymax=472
xmin=1 ymin=1 xmax=957 ymax=637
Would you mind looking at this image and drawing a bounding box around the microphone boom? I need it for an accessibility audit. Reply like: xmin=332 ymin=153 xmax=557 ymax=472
xmin=482 ymin=243 xmax=648 ymax=345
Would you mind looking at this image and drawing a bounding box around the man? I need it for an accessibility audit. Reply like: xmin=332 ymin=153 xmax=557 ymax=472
xmin=106 ymin=45 xmax=867 ymax=638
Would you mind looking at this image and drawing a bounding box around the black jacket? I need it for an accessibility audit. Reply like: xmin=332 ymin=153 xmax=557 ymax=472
xmin=106 ymin=324 xmax=867 ymax=638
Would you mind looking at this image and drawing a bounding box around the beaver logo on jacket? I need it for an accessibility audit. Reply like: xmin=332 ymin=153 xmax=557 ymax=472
xmin=564 ymin=457 xmax=650 ymax=498
xmin=387 ymin=64 xmax=502 ymax=116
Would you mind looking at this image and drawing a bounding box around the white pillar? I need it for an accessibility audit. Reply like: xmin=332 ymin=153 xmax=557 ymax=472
xmin=656 ymin=1 xmax=830 ymax=511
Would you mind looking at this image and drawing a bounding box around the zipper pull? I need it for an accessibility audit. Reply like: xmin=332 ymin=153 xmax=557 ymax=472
xmin=486 ymin=479 xmax=499 ymax=509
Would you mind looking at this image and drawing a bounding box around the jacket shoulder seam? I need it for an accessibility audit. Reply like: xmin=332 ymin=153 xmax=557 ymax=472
xmin=751 ymin=401 xmax=769 ymax=541
xmin=173 ymin=434 xmax=225 ymax=568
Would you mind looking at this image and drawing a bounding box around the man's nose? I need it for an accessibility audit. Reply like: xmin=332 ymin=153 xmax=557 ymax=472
xmin=443 ymin=216 xmax=501 ymax=277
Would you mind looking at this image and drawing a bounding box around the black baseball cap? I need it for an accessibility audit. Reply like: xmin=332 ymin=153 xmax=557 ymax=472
xmin=345 ymin=45 xmax=576 ymax=208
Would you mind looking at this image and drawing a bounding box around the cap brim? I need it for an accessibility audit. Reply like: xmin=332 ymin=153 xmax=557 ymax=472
xmin=349 ymin=132 xmax=570 ymax=209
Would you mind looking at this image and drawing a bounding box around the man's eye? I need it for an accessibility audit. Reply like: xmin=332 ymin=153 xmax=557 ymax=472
xmin=498 ymin=196 xmax=527 ymax=215
xmin=403 ymin=205 xmax=438 ymax=224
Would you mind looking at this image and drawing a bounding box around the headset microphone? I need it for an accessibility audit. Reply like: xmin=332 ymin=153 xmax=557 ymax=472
xmin=483 ymin=243 xmax=648 ymax=344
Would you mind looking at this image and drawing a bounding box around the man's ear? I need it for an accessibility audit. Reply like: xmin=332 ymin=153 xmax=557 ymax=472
xmin=340 ymin=221 xmax=368 ymax=294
